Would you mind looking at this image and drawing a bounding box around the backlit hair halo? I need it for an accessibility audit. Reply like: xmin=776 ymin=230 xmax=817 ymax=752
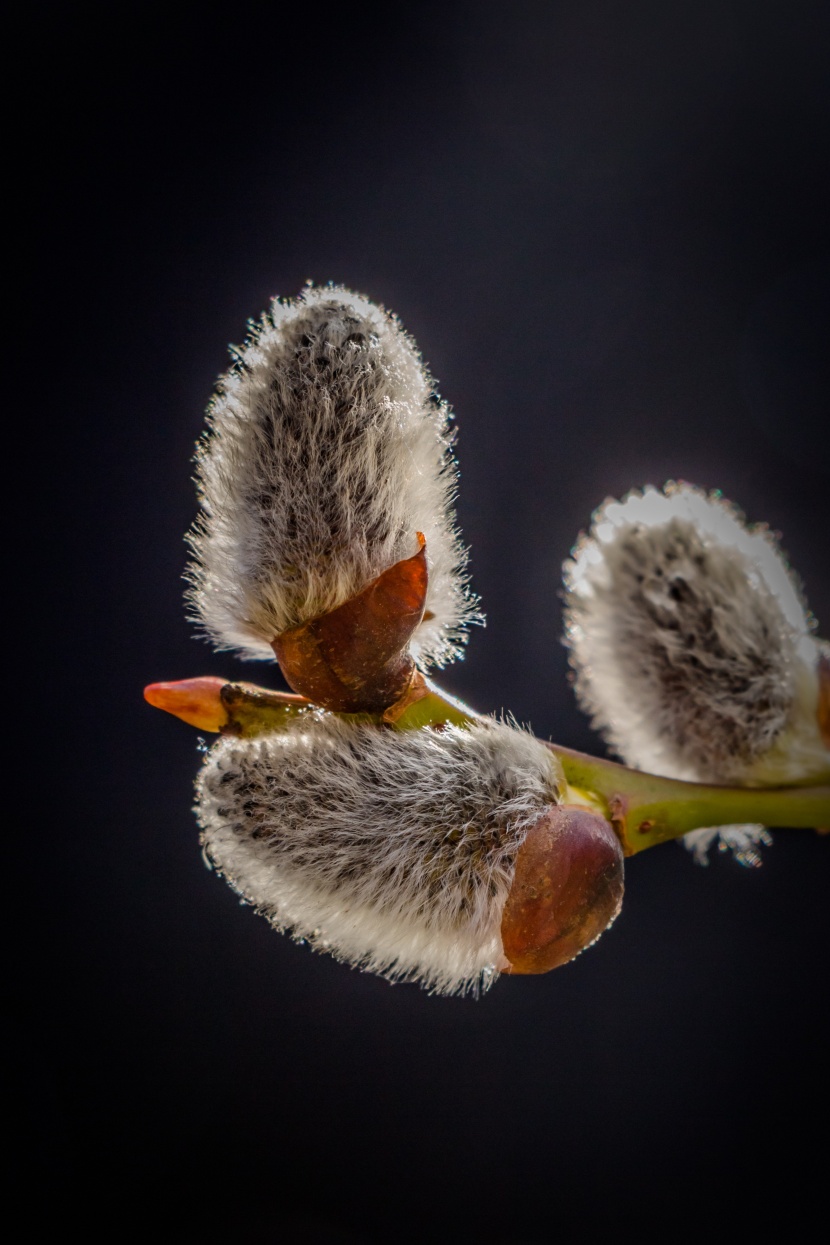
xmin=146 ymin=285 xmax=830 ymax=994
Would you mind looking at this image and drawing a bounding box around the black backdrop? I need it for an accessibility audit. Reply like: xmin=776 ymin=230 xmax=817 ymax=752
xmin=29 ymin=4 xmax=829 ymax=1240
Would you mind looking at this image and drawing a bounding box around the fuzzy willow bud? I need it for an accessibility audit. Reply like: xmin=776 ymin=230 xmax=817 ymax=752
xmin=563 ymin=482 xmax=829 ymax=864
xmin=195 ymin=715 xmax=624 ymax=994
xmin=187 ymin=284 xmax=480 ymax=678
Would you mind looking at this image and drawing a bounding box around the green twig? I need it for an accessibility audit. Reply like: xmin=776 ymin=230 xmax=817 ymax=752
xmin=215 ymin=678 xmax=830 ymax=854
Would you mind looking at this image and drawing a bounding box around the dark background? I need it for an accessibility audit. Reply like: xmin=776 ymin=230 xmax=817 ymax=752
xmin=29 ymin=3 xmax=829 ymax=1239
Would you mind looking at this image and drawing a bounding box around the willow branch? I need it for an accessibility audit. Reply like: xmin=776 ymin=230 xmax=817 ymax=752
xmin=146 ymin=675 xmax=830 ymax=855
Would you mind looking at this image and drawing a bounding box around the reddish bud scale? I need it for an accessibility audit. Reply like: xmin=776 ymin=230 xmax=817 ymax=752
xmin=501 ymin=806 xmax=625 ymax=974
xmin=144 ymin=677 xmax=310 ymax=735
xmin=272 ymin=536 xmax=429 ymax=714
xmin=144 ymin=677 xmax=230 ymax=731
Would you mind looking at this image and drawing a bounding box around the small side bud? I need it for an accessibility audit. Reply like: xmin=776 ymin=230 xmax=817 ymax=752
xmin=144 ymin=677 xmax=310 ymax=736
xmin=501 ymin=806 xmax=624 ymax=973
xmin=144 ymin=677 xmax=230 ymax=732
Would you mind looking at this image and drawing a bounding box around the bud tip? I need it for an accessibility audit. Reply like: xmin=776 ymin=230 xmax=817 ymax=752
xmin=143 ymin=677 xmax=229 ymax=731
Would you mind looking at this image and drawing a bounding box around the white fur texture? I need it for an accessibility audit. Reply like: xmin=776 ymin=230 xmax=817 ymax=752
xmin=188 ymin=284 xmax=480 ymax=668
xmin=563 ymin=483 xmax=827 ymax=863
xmin=682 ymin=824 xmax=773 ymax=869
xmin=196 ymin=716 xmax=562 ymax=995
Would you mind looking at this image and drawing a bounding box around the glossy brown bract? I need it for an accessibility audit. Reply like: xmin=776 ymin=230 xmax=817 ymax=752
xmin=271 ymin=536 xmax=429 ymax=714
xmin=501 ymin=806 xmax=625 ymax=974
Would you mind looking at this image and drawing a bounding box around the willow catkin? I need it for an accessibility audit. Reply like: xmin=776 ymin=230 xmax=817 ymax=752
xmin=563 ymin=482 xmax=827 ymax=863
xmin=196 ymin=715 xmax=561 ymax=995
xmin=187 ymin=284 xmax=480 ymax=668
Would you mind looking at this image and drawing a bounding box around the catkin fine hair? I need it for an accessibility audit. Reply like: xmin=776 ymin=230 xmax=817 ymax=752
xmin=187 ymin=284 xmax=480 ymax=668
xmin=196 ymin=715 xmax=561 ymax=995
xmin=563 ymin=482 xmax=820 ymax=784
xmin=563 ymin=483 xmax=827 ymax=864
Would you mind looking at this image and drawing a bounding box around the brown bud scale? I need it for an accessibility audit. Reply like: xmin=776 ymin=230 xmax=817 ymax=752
xmin=501 ymin=806 xmax=625 ymax=974
xmin=272 ymin=536 xmax=429 ymax=713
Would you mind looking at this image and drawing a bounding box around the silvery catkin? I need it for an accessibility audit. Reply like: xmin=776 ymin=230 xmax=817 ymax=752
xmin=563 ymin=483 xmax=827 ymax=864
xmin=196 ymin=714 xmax=561 ymax=995
xmin=187 ymin=284 xmax=480 ymax=668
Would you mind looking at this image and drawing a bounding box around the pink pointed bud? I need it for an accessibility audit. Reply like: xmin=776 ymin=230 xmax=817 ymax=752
xmin=144 ymin=678 xmax=230 ymax=732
